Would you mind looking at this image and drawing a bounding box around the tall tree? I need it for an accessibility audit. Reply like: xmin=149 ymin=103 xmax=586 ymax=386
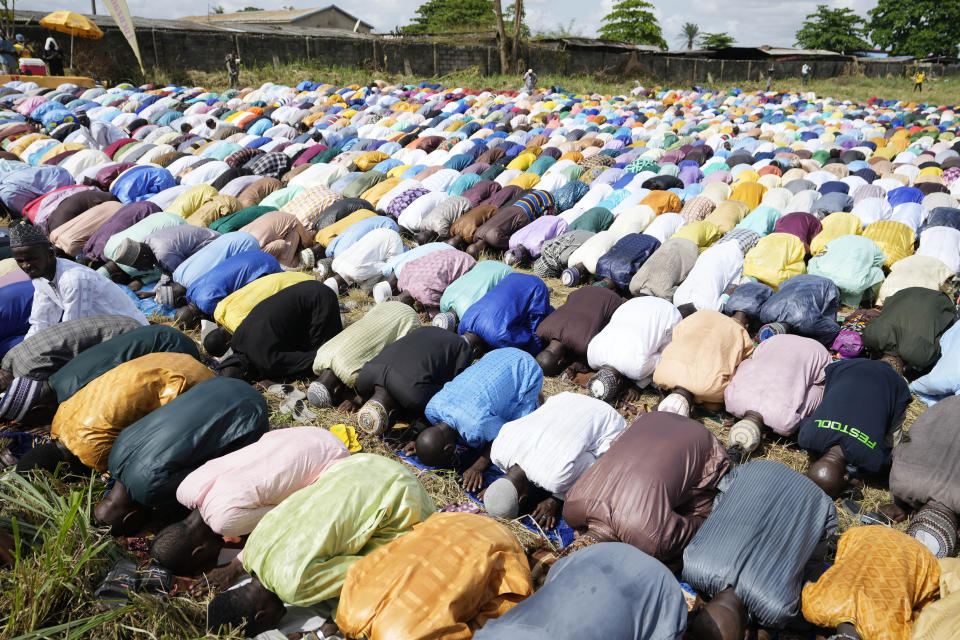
xmin=868 ymin=0 xmax=960 ymax=58
xmin=679 ymin=22 xmax=700 ymax=50
xmin=699 ymin=32 xmax=734 ymax=49
xmin=510 ymin=0 xmax=523 ymax=72
xmin=597 ymin=0 xmax=667 ymax=49
xmin=492 ymin=0 xmax=509 ymax=74
xmin=402 ymin=0 xmax=496 ymax=35
xmin=794 ymin=5 xmax=868 ymax=54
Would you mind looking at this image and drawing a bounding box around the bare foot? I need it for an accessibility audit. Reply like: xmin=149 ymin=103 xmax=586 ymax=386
xmin=336 ymin=397 xmax=361 ymax=413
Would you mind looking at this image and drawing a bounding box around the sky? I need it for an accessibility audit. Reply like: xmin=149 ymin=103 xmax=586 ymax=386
xmin=22 ymin=0 xmax=880 ymax=49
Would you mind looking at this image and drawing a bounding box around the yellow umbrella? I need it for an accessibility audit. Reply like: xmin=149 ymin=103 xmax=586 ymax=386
xmin=39 ymin=11 xmax=103 ymax=71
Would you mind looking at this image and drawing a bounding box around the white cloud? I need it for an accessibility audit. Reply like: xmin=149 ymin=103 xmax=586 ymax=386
xmin=17 ymin=0 xmax=879 ymax=47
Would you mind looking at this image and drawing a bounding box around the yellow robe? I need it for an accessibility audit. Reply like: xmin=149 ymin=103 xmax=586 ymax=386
xmin=337 ymin=512 xmax=532 ymax=640
xmin=214 ymin=271 xmax=314 ymax=333
xmin=51 ymin=353 xmax=213 ymax=471
xmin=802 ymin=526 xmax=940 ymax=640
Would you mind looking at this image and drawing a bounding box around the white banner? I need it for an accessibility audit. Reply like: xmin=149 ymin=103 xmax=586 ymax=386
xmin=101 ymin=0 xmax=144 ymax=74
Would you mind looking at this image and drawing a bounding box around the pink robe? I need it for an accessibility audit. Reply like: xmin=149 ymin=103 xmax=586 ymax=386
xmin=723 ymin=334 xmax=830 ymax=436
xmin=175 ymin=427 xmax=349 ymax=536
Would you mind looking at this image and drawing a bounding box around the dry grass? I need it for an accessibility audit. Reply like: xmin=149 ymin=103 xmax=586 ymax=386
xmin=0 ymin=256 xmax=934 ymax=636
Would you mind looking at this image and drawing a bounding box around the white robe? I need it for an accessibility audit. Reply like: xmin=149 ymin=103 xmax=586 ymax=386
xmin=490 ymin=392 xmax=625 ymax=496
xmin=587 ymin=296 xmax=682 ymax=385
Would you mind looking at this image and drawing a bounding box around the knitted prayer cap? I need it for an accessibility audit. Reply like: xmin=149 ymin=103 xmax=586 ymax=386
xmin=9 ymin=222 xmax=49 ymax=248
xmin=0 ymin=377 xmax=42 ymax=422
xmin=299 ymin=247 xmax=316 ymax=268
xmin=307 ymin=380 xmax=332 ymax=408
xmin=357 ymin=399 xmax=388 ymax=436
xmin=758 ymin=322 xmax=789 ymax=342
xmin=113 ymin=237 xmax=144 ymax=267
xmin=907 ymin=506 xmax=958 ymax=559
xmin=728 ymin=417 xmax=762 ymax=455
xmin=432 ymin=311 xmax=458 ymax=332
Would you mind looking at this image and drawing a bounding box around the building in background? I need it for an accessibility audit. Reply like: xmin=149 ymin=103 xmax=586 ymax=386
xmin=180 ymin=4 xmax=374 ymax=33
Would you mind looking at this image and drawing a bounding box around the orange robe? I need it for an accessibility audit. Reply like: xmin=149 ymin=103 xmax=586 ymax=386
xmin=51 ymin=352 xmax=213 ymax=471
xmin=336 ymin=512 xmax=532 ymax=640
xmin=802 ymin=526 xmax=940 ymax=640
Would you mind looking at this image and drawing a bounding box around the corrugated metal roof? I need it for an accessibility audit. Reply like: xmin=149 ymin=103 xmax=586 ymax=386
xmin=14 ymin=8 xmax=375 ymax=39
xmin=179 ymin=4 xmax=373 ymax=29
xmin=666 ymin=46 xmax=848 ymax=58
xmin=180 ymin=8 xmax=318 ymax=22
xmin=536 ymin=37 xmax=661 ymax=53
xmin=759 ymin=47 xmax=844 ymax=57
xmin=859 ymin=56 xmax=915 ymax=63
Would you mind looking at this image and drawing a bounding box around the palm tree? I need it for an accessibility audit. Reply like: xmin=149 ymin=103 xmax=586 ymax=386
xmin=680 ymin=22 xmax=700 ymax=50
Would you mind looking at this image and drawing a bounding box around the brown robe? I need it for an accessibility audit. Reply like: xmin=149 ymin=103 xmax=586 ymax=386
xmin=449 ymin=204 xmax=499 ymax=243
xmin=474 ymin=205 xmax=530 ymax=250
xmin=563 ymin=411 xmax=729 ymax=569
xmin=237 ymin=177 xmax=282 ymax=210
xmin=240 ymin=210 xmax=315 ymax=268
xmin=535 ymin=286 xmax=623 ymax=357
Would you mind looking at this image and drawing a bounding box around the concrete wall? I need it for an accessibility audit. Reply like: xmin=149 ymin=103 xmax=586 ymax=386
xmin=17 ymin=23 xmax=379 ymax=82
xmin=635 ymin=55 xmax=858 ymax=84
xmin=858 ymin=60 xmax=960 ymax=79
xmin=15 ymin=22 xmax=945 ymax=85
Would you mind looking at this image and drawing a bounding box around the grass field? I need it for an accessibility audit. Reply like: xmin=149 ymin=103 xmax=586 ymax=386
xmin=0 ymin=65 xmax=947 ymax=636
xmin=164 ymin=59 xmax=960 ymax=106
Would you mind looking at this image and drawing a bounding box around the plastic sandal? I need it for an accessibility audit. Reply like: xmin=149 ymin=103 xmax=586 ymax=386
xmin=137 ymin=564 xmax=174 ymax=596
xmin=841 ymin=498 xmax=892 ymax=526
xmin=94 ymin=557 xmax=138 ymax=609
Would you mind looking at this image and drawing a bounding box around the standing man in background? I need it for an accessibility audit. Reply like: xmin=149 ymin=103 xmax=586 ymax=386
xmin=801 ymin=63 xmax=810 ymax=86
xmin=44 ymin=33 xmax=64 ymax=76
xmin=226 ymin=52 xmax=240 ymax=88
xmin=0 ymin=35 xmax=17 ymax=75
xmin=523 ymin=68 xmax=537 ymax=93
xmin=14 ymin=35 xmax=33 ymax=60
xmin=913 ymin=70 xmax=926 ymax=93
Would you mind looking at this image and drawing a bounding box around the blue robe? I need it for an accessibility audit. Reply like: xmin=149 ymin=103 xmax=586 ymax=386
xmin=0 ymin=281 xmax=33 ymax=359
xmin=424 ymin=348 xmax=541 ymax=448
xmin=595 ymin=233 xmax=661 ymax=290
xmin=172 ymin=231 xmax=260 ymax=289
xmin=186 ymin=250 xmax=282 ymax=316
xmin=458 ymin=272 xmax=553 ymax=354
xmin=325 ymin=215 xmax=398 ymax=258
xmin=475 ymin=543 xmax=687 ymax=640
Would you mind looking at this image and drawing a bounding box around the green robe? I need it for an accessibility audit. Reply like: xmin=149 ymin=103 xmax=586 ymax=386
xmin=242 ymin=454 xmax=435 ymax=606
